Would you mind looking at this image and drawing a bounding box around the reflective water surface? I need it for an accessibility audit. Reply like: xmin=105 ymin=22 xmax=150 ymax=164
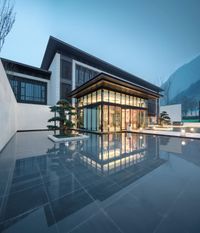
xmin=0 ymin=131 xmax=200 ymax=233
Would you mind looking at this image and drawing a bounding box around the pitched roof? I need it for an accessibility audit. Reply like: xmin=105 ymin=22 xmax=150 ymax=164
xmin=41 ymin=36 xmax=163 ymax=93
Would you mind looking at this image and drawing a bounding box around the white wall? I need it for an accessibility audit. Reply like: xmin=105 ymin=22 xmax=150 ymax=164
xmin=17 ymin=103 xmax=53 ymax=131
xmin=48 ymin=53 xmax=60 ymax=105
xmin=160 ymin=104 xmax=182 ymax=122
xmin=0 ymin=60 xmax=17 ymax=151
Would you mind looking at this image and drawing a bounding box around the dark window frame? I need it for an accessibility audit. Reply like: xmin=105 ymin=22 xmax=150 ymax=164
xmin=8 ymin=75 xmax=47 ymax=105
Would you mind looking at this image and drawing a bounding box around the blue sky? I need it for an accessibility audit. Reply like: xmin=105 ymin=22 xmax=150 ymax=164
xmin=1 ymin=0 xmax=200 ymax=84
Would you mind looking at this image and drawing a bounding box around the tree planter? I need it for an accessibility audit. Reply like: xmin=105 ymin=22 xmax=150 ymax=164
xmin=48 ymin=134 xmax=89 ymax=143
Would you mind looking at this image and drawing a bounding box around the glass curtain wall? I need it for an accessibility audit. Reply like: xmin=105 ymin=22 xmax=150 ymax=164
xmin=77 ymin=89 xmax=148 ymax=132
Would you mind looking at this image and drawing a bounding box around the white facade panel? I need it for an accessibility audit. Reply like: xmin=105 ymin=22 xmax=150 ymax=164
xmin=48 ymin=53 xmax=61 ymax=105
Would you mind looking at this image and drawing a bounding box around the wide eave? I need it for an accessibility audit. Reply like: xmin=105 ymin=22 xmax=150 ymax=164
xmin=69 ymin=73 xmax=162 ymax=99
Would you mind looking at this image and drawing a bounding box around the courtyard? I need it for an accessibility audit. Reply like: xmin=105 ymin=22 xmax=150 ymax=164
xmin=0 ymin=131 xmax=200 ymax=233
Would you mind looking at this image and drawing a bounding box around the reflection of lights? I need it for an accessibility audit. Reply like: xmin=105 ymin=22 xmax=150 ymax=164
xmin=181 ymin=140 xmax=186 ymax=146
xmin=190 ymin=128 xmax=194 ymax=132
xmin=181 ymin=129 xmax=186 ymax=136
xmin=65 ymin=142 xmax=69 ymax=146
xmin=139 ymin=136 xmax=143 ymax=140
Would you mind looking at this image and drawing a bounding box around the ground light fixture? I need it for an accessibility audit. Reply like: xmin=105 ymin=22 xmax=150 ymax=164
xmin=181 ymin=129 xmax=186 ymax=136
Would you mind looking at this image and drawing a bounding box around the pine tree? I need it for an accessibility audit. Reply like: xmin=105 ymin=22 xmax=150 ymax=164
xmin=47 ymin=99 xmax=76 ymax=135
xmin=159 ymin=111 xmax=171 ymax=126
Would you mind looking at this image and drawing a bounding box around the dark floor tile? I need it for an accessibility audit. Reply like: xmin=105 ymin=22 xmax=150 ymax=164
xmin=12 ymin=160 xmax=40 ymax=182
xmin=125 ymin=168 xmax=189 ymax=218
xmin=0 ymin=170 xmax=12 ymax=197
xmin=0 ymin=204 xmax=58 ymax=233
xmin=105 ymin=192 xmax=162 ymax=233
xmin=74 ymin=171 xmax=103 ymax=188
xmin=38 ymin=163 xmax=70 ymax=183
xmin=154 ymin=214 xmax=191 ymax=233
xmin=85 ymin=180 xmax=121 ymax=202
xmin=44 ymin=174 xmax=82 ymax=201
xmin=8 ymin=175 xmax=43 ymax=195
xmin=61 ymin=160 xmax=94 ymax=176
xmin=156 ymin=180 xmax=200 ymax=233
xmin=50 ymin=188 xmax=99 ymax=233
xmin=0 ymin=182 xmax=7 ymax=198
xmin=1 ymin=184 xmax=48 ymax=222
xmin=70 ymin=211 xmax=121 ymax=233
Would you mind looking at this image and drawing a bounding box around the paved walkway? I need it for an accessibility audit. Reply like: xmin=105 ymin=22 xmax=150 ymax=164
xmin=130 ymin=129 xmax=200 ymax=139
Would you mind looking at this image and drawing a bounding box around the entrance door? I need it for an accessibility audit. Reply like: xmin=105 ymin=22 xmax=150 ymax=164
xmin=122 ymin=108 xmax=131 ymax=130
xmin=131 ymin=109 xmax=138 ymax=129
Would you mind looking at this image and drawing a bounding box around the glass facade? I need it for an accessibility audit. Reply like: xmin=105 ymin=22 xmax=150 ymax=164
xmin=61 ymin=59 xmax=72 ymax=81
xmin=77 ymin=89 xmax=148 ymax=132
xmin=75 ymin=64 xmax=99 ymax=87
xmin=77 ymin=89 xmax=147 ymax=108
xmin=60 ymin=58 xmax=72 ymax=99
xmin=8 ymin=75 xmax=47 ymax=104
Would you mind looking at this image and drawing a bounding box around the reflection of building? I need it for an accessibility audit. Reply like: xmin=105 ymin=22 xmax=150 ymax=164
xmin=77 ymin=133 xmax=147 ymax=175
xmin=70 ymin=73 xmax=162 ymax=132
xmin=2 ymin=133 xmax=166 ymax=230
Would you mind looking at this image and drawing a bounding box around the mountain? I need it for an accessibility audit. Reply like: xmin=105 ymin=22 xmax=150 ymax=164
xmin=161 ymin=55 xmax=200 ymax=106
xmin=170 ymin=80 xmax=200 ymax=115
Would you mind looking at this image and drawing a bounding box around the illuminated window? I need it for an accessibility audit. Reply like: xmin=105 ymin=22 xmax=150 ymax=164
xmin=92 ymin=92 xmax=96 ymax=103
xmin=109 ymin=91 xmax=115 ymax=103
xmin=97 ymin=90 xmax=102 ymax=102
xmin=126 ymin=95 xmax=130 ymax=105
xmin=88 ymin=94 xmax=92 ymax=105
xmin=121 ymin=94 xmax=125 ymax=105
xmin=116 ymin=92 xmax=120 ymax=104
xmin=103 ymin=90 xmax=109 ymax=102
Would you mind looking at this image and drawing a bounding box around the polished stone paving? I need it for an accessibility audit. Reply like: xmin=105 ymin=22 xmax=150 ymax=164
xmin=0 ymin=131 xmax=200 ymax=233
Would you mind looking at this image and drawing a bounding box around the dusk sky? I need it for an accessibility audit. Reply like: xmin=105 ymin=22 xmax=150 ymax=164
xmin=1 ymin=0 xmax=200 ymax=85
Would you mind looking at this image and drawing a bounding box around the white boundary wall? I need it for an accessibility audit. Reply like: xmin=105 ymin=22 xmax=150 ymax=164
xmin=0 ymin=60 xmax=54 ymax=151
xmin=17 ymin=103 xmax=53 ymax=131
xmin=160 ymin=104 xmax=182 ymax=122
xmin=0 ymin=60 xmax=17 ymax=151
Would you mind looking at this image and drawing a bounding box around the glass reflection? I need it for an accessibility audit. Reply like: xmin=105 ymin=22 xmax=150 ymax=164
xmin=75 ymin=133 xmax=163 ymax=175
xmin=1 ymin=132 xmax=167 ymax=231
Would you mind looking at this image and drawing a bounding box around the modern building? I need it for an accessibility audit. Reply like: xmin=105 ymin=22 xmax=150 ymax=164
xmin=70 ymin=73 xmax=161 ymax=132
xmin=1 ymin=36 xmax=162 ymax=134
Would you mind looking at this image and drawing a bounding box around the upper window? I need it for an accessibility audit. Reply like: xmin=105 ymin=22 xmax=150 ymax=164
xmin=8 ymin=75 xmax=47 ymax=104
xmin=60 ymin=83 xmax=72 ymax=99
xmin=61 ymin=59 xmax=72 ymax=81
xmin=75 ymin=64 xmax=99 ymax=87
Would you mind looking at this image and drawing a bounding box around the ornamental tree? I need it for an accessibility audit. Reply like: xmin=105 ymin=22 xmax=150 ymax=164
xmin=159 ymin=111 xmax=171 ymax=126
xmin=47 ymin=99 xmax=76 ymax=135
